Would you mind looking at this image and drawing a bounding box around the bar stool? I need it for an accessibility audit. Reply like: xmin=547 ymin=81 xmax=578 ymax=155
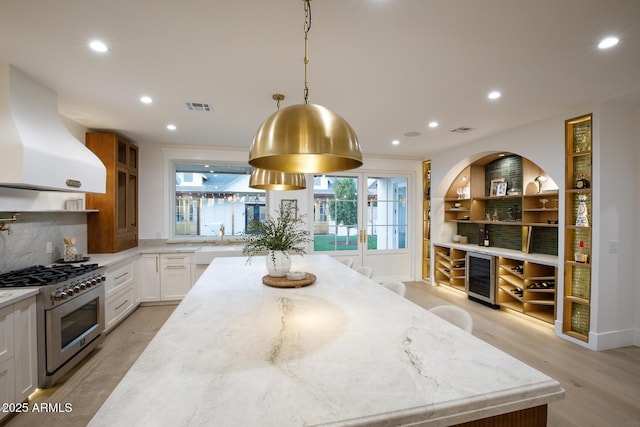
xmin=429 ymin=305 xmax=473 ymax=333
xmin=381 ymin=281 xmax=406 ymax=297
xmin=336 ymin=258 xmax=354 ymax=268
xmin=355 ymin=266 xmax=373 ymax=278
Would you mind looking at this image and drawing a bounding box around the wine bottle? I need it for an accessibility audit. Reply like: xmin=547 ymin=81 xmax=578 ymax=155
xmin=483 ymin=230 xmax=490 ymax=247
xmin=576 ymin=173 xmax=591 ymax=189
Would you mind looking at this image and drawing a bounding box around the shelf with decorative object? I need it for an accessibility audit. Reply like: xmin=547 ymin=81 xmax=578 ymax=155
xmin=441 ymin=154 xmax=558 ymax=256
xmin=434 ymin=245 xmax=467 ymax=292
xmin=563 ymin=113 xmax=592 ymax=342
xmin=422 ymin=161 xmax=432 ymax=281
xmin=497 ymin=256 xmax=556 ymax=324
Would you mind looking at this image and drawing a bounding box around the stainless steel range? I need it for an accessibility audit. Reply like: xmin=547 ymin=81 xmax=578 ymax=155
xmin=0 ymin=263 xmax=106 ymax=388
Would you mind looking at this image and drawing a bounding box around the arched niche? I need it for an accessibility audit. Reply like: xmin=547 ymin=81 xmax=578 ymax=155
xmin=442 ymin=152 xmax=559 ymax=255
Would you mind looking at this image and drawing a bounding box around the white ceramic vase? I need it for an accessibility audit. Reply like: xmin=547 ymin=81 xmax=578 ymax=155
xmin=64 ymin=243 xmax=78 ymax=262
xmin=266 ymin=250 xmax=291 ymax=277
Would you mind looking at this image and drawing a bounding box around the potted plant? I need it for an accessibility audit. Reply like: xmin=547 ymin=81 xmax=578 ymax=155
xmin=507 ymin=204 xmax=521 ymax=221
xmin=243 ymin=208 xmax=311 ymax=277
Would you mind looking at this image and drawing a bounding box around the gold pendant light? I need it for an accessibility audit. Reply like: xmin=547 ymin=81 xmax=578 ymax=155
xmin=248 ymin=0 xmax=362 ymax=174
xmin=249 ymin=168 xmax=306 ymax=191
xmin=249 ymin=94 xmax=307 ymax=190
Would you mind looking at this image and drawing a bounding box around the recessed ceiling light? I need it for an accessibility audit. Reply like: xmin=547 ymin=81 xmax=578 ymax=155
xmin=166 ymin=124 xmax=177 ymax=131
xmin=392 ymin=140 xmax=400 ymax=145
xmin=428 ymin=121 xmax=439 ymax=128
xmin=488 ymin=91 xmax=501 ymax=100
xmin=89 ymin=40 xmax=108 ymax=53
xmin=598 ymin=36 xmax=619 ymax=49
xmin=140 ymin=96 xmax=153 ymax=104
xmin=403 ymin=131 xmax=421 ymax=137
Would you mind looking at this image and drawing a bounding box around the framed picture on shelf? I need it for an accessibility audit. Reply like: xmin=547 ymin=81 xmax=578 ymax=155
xmin=495 ymin=181 xmax=508 ymax=197
xmin=280 ymin=199 xmax=298 ymax=218
xmin=490 ymin=178 xmax=505 ymax=197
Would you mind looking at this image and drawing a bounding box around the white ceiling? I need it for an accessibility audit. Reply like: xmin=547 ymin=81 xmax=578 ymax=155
xmin=1 ymin=0 xmax=639 ymax=160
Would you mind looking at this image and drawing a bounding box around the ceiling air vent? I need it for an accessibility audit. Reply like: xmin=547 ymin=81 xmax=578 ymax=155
xmin=185 ymin=102 xmax=213 ymax=112
xmin=450 ymin=126 xmax=473 ymax=133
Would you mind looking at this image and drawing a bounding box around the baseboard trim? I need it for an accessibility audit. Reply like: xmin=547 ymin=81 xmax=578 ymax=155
xmin=590 ymin=327 xmax=639 ymax=351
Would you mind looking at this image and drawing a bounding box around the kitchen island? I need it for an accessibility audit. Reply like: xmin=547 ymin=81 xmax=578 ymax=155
xmin=89 ymin=255 xmax=563 ymax=426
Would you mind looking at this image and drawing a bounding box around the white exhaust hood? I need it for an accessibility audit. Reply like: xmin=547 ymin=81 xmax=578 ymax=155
xmin=0 ymin=63 xmax=106 ymax=193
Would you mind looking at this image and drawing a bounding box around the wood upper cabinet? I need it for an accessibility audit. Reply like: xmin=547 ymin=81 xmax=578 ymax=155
xmin=86 ymin=132 xmax=138 ymax=253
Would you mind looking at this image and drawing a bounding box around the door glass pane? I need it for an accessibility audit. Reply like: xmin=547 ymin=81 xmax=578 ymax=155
xmin=129 ymin=145 xmax=137 ymax=168
xmin=117 ymin=170 xmax=127 ymax=231
xmin=128 ymin=173 xmax=137 ymax=227
xmin=313 ymin=176 xmax=359 ymax=252
xmin=117 ymin=140 xmax=127 ymax=164
xmin=366 ymin=176 xmax=408 ymax=251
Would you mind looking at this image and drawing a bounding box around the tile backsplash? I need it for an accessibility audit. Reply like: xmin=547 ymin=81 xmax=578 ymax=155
xmin=0 ymin=212 xmax=87 ymax=273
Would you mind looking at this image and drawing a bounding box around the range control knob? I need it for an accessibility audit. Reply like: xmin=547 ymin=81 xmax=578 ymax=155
xmin=73 ymin=285 xmax=81 ymax=293
xmin=79 ymin=282 xmax=87 ymax=290
xmin=53 ymin=291 xmax=66 ymax=300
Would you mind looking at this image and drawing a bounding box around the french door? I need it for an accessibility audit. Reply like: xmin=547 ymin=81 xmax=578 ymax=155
xmin=312 ymin=173 xmax=411 ymax=281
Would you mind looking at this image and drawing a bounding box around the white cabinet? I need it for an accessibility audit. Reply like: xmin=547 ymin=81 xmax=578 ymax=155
xmin=0 ymin=306 xmax=13 ymax=364
xmin=141 ymin=253 xmax=192 ymax=303
xmin=0 ymin=306 xmax=15 ymax=416
xmin=0 ymin=296 xmax=37 ymax=422
xmin=13 ymin=298 xmax=37 ymax=402
xmin=0 ymin=358 xmax=16 ymax=418
xmin=140 ymin=254 xmax=161 ymax=302
xmin=193 ymin=250 xmax=216 ymax=282
xmin=104 ymin=258 xmax=139 ymax=332
xmin=161 ymin=254 xmax=192 ymax=300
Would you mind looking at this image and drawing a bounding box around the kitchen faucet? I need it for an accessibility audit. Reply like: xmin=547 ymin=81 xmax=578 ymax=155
xmin=0 ymin=213 xmax=18 ymax=235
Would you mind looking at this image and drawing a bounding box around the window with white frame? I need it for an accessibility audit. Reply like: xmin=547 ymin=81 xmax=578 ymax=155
xmin=174 ymin=163 xmax=265 ymax=238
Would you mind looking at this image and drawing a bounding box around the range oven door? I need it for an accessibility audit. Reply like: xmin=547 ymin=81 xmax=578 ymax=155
xmin=45 ymin=284 xmax=105 ymax=374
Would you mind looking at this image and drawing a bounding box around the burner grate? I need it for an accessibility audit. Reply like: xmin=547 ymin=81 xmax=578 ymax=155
xmin=0 ymin=264 xmax=100 ymax=287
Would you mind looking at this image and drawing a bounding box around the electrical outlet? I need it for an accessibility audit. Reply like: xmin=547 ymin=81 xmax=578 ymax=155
xmin=609 ymin=240 xmax=618 ymax=254
xmin=46 ymin=242 xmax=53 ymax=253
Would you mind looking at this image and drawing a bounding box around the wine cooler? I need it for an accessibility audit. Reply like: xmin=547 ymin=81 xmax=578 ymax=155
xmin=466 ymin=252 xmax=498 ymax=308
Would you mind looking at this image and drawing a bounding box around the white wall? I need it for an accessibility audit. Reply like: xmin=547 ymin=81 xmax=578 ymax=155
xmin=428 ymin=115 xmax=565 ymax=261
xmin=137 ymin=144 xmax=422 ymax=234
xmin=592 ymin=100 xmax=636 ymax=349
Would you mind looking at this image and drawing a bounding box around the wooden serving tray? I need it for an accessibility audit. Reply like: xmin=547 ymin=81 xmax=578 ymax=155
xmin=262 ymin=273 xmax=316 ymax=288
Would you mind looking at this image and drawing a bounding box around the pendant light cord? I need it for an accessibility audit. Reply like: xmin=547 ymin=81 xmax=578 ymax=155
xmin=303 ymin=0 xmax=311 ymax=104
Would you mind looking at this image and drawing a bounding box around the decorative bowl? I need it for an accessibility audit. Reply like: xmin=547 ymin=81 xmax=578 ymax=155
xmin=286 ymin=271 xmax=306 ymax=281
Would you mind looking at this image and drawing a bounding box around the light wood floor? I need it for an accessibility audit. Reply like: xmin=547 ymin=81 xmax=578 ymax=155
xmin=4 ymin=283 xmax=640 ymax=427
xmin=3 ymin=305 xmax=177 ymax=427
xmin=404 ymin=281 xmax=640 ymax=427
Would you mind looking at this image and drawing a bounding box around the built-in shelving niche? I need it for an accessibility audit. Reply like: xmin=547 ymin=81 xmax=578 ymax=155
xmin=445 ymin=153 xmax=559 ymax=257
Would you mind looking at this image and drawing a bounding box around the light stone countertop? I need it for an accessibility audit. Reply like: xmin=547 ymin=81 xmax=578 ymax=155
xmin=86 ymin=242 xmax=245 ymax=267
xmin=0 ymin=288 xmax=38 ymax=309
xmin=89 ymin=254 xmax=563 ymax=427
xmin=433 ymin=241 xmax=558 ymax=266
